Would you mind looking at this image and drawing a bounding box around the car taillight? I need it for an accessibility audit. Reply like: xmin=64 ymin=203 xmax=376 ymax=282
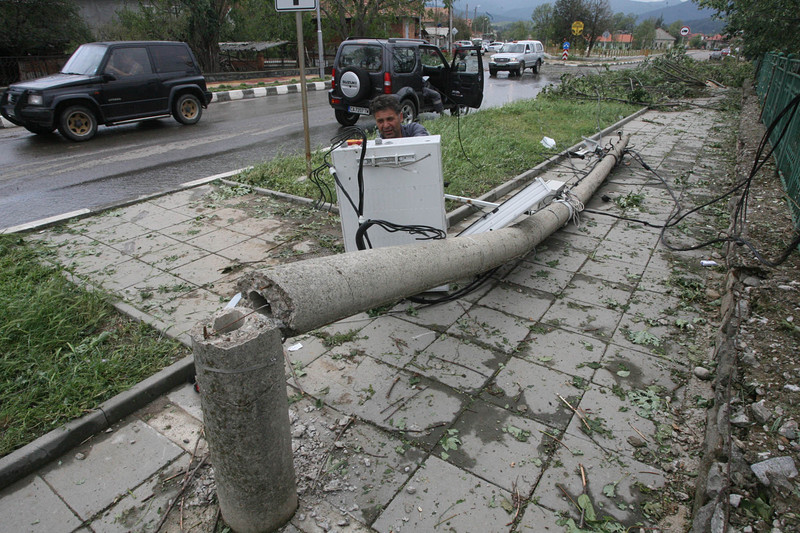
xmin=383 ymin=72 xmax=391 ymax=94
xmin=331 ymin=68 xmax=336 ymax=90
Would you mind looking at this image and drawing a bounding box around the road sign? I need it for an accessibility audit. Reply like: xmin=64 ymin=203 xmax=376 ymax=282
xmin=680 ymin=26 xmax=690 ymax=36
xmin=571 ymin=21 xmax=584 ymax=35
xmin=602 ymin=31 xmax=611 ymax=39
xmin=275 ymin=0 xmax=316 ymax=11
xmin=563 ymin=41 xmax=570 ymax=50
xmin=562 ymin=50 xmax=569 ymax=60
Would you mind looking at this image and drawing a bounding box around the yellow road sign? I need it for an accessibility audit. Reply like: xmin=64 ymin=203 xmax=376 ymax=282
xmin=571 ymin=21 xmax=584 ymax=35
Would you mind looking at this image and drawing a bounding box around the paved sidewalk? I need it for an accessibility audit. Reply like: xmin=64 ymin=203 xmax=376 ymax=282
xmin=0 ymin=98 xmax=730 ymax=532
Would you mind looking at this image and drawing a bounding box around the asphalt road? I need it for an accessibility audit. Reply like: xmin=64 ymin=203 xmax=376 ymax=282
xmin=0 ymin=62 xmax=604 ymax=230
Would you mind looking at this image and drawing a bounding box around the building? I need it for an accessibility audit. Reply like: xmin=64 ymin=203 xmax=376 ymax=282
xmin=595 ymin=33 xmax=634 ymax=50
xmin=653 ymin=28 xmax=676 ymax=49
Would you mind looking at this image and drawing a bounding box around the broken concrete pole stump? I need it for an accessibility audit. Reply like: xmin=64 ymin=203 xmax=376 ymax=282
xmin=191 ymin=307 xmax=297 ymax=533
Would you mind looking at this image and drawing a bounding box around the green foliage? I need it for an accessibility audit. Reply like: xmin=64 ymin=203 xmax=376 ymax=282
xmin=0 ymin=0 xmax=92 ymax=55
xmin=0 ymin=235 xmax=187 ymax=456
xmin=696 ymin=0 xmax=800 ymax=57
xmin=322 ymin=0 xmax=426 ymax=41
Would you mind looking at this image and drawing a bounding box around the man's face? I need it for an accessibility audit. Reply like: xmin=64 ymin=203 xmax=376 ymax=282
xmin=374 ymin=108 xmax=403 ymax=138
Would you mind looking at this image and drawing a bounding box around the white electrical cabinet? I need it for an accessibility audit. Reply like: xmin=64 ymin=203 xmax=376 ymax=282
xmin=331 ymin=135 xmax=447 ymax=253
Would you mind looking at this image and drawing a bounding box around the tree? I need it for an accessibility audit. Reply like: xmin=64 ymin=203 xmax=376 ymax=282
xmin=0 ymin=0 xmax=92 ymax=55
xmin=531 ymin=4 xmax=557 ymax=46
xmin=581 ymin=0 xmax=613 ymax=56
xmin=506 ymin=20 xmax=532 ymax=41
xmin=552 ymin=0 xmax=589 ymax=45
xmin=611 ymin=12 xmax=637 ymax=34
xmin=633 ymin=17 xmax=659 ymax=50
xmin=473 ymin=14 xmax=492 ymax=39
xmin=224 ymin=0 xmax=298 ymax=43
xmin=666 ymin=20 xmax=685 ymax=38
xmin=693 ymin=0 xmax=800 ymax=56
xmin=321 ymin=0 xmax=426 ymax=41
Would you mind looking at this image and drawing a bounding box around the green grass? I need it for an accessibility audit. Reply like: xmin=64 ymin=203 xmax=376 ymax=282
xmin=0 ymin=235 xmax=188 ymax=457
xmin=234 ymin=97 xmax=638 ymax=202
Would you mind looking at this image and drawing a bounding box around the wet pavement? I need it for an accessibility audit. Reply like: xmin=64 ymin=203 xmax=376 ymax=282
xmin=0 ymin=91 xmax=729 ymax=532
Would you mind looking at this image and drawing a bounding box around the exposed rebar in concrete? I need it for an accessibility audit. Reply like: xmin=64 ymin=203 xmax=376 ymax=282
xmin=191 ymin=309 xmax=297 ymax=533
xmin=238 ymin=134 xmax=630 ymax=337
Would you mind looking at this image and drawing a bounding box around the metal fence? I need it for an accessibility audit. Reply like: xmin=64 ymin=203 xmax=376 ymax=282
xmin=755 ymin=53 xmax=800 ymax=228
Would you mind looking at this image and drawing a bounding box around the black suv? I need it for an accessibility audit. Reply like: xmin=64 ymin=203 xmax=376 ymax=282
xmin=328 ymin=37 xmax=484 ymax=126
xmin=1 ymin=41 xmax=212 ymax=141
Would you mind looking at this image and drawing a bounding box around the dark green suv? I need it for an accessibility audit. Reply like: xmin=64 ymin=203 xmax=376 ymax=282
xmin=0 ymin=41 xmax=212 ymax=141
xmin=328 ymin=37 xmax=484 ymax=126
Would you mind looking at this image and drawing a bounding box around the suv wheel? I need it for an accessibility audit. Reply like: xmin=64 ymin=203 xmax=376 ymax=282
xmin=519 ymin=61 xmax=525 ymax=75
xmin=58 ymin=105 xmax=97 ymax=142
xmin=532 ymin=60 xmax=541 ymax=74
xmin=339 ymin=67 xmax=371 ymax=102
xmin=399 ymin=99 xmax=417 ymax=124
xmin=335 ymin=109 xmax=360 ymax=126
xmin=489 ymin=68 xmax=497 ymax=77
xmin=174 ymin=94 xmax=203 ymax=125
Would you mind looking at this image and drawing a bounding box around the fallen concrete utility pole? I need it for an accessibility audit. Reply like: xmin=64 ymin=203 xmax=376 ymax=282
xmin=238 ymin=133 xmax=630 ymax=337
xmin=191 ymin=309 xmax=297 ymax=533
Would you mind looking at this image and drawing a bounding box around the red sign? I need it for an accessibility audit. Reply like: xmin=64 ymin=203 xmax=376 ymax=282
xmin=562 ymin=50 xmax=569 ymax=60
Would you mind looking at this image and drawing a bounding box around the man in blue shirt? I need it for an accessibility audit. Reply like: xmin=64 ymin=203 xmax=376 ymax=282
xmin=370 ymin=95 xmax=429 ymax=139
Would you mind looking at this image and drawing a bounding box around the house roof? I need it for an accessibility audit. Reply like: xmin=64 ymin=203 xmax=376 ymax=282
xmin=654 ymin=28 xmax=675 ymax=42
xmin=596 ymin=33 xmax=634 ymax=44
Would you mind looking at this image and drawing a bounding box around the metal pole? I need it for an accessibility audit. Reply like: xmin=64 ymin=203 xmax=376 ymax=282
xmin=316 ymin=2 xmax=325 ymax=79
xmin=192 ymin=309 xmax=297 ymax=533
xmin=239 ymin=136 xmax=630 ymax=337
xmin=296 ymin=11 xmax=312 ymax=179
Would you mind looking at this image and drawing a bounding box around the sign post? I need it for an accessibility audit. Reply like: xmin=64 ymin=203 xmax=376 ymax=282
xmin=276 ymin=0 xmax=317 ymax=179
xmin=562 ymin=41 xmax=570 ymax=61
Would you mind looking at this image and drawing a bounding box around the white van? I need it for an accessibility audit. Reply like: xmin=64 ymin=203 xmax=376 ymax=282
xmin=488 ymin=40 xmax=545 ymax=77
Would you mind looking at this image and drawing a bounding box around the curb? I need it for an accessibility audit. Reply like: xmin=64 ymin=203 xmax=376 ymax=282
xmin=0 ymin=81 xmax=332 ymax=129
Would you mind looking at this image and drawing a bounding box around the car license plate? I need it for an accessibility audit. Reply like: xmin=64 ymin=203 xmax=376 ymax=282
xmin=348 ymin=106 xmax=370 ymax=115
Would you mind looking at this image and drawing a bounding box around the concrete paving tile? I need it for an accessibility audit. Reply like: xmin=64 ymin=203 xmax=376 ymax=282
xmin=0 ymin=475 xmax=82 ymax=533
xmin=137 ymin=241 xmax=208 ymax=270
xmin=518 ymin=325 xmax=606 ymax=379
xmin=389 ymin=299 xmax=470 ymax=331
xmin=140 ymin=396 xmax=208 ymax=455
xmin=285 ymin=333 xmax=333 ymax=373
xmin=371 ymin=455 xmax=514 ymax=533
xmin=564 ymin=385 xmax=658 ymax=459
xmin=119 ymin=270 xmax=194 ymax=305
xmin=595 ymin=343 xmax=686 ymax=393
xmin=593 ymin=238 xmax=652 ymax=267
xmin=561 ymin=273 xmax=634 ymax=308
xmin=541 ymin=297 xmax=624 ymax=340
xmin=603 ymin=221 xmax=662 ymax=249
xmin=168 ymin=253 xmax=232 ymax=286
xmin=57 ymin=241 xmax=129 ymax=276
xmin=409 ymin=334 xmax=506 ymax=394
xmin=532 ymin=430 xmax=665 ymax=527
xmin=578 ymin=256 xmax=647 ymax=286
xmin=167 ymin=382 xmax=204 ymax=421
xmin=637 ymin=265 xmax=673 ymax=294
xmin=109 ymin=231 xmax=181 ymax=259
xmin=292 ymin=499 xmax=374 ymax=533
xmin=311 ymin=420 xmax=426 ymax=527
xmin=156 ymin=289 xmax=226 ymax=336
xmin=148 ymin=186 xmax=211 ymax=210
xmin=203 ymin=206 xmax=251 ymax=226
xmin=526 ymin=239 xmax=589 ymax=272
xmin=216 ymin=236 xmax=279 ymax=262
xmin=515 ymin=502 xmax=565 ymax=532
xmin=477 ymin=282 xmax=555 ymax=322
xmin=158 ymin=218 xmax=219 ymax=242
xmin=88 ymin=222 xmax=153 ymax=246
xmin=502 ymin=260 xmax=574 ymax=294
xmin=185 ymin=227 xmax=252 ymax=253
xmin=231 ymin=216 xmax=289 ymax=238
xmin=91 ymin=258 xmax=166 ymax=292
xmin=447 ymin=305 xmax=533 ymax=354
xmin=559 ymin=217 xmax=613 ymax=240
xmin=481 ymin=357 xmax=581 ymax=430
xmin=90 ymin=455 xmax=190 ymax=533
xmin=443 ymin=400 xmax=551 ymax=495
xmin=114 ymin=203 xmax=192 ymax=231
xmin=345 ymin=316 xmax=438 ymax=368
xmin=67 ymin=212 xmax=127 ymax=234
xmin=551 ymin=231 xmax=601 ymax=253
xmin=41 ymin=419 xmax=184 ymax=520
xmin=299 ymin=355 xmax=466 ymax=440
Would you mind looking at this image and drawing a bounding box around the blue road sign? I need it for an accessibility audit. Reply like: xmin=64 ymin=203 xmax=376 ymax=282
xmin=563 ymin=41 xmax=570 ymax=50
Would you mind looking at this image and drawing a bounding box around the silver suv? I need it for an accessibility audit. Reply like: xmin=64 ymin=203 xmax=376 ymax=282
xmin=328 ymin=37 xmax=484 ymax=126
xmin=489 ymin=40 xmax=545 ymax=77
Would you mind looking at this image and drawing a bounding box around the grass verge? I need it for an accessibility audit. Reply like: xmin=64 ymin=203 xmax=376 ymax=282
xmin=0 ymin=235 xmax=189 ymax=457
xmin=234 ymin=98 xmax=639 ymax=202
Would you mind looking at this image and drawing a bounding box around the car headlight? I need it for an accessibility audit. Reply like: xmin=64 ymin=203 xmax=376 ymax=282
xmin=27 ymin=94 xmax=43 ymax=105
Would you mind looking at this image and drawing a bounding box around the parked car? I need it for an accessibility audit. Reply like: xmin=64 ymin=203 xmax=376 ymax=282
xmin=721 ymin=47 xmax=731 ymax=57
xmin=328 ymin=37 xmax=484 ymax=126
xmin=489 ymin=40 xmax=545 ymax=77
xmin=486 ymin=42 xmax=505 ymax=53
xmin=709 ymin=49 xmax=723 ymax=60
xmin=0 ymin=41 xmax=212 ymax=142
